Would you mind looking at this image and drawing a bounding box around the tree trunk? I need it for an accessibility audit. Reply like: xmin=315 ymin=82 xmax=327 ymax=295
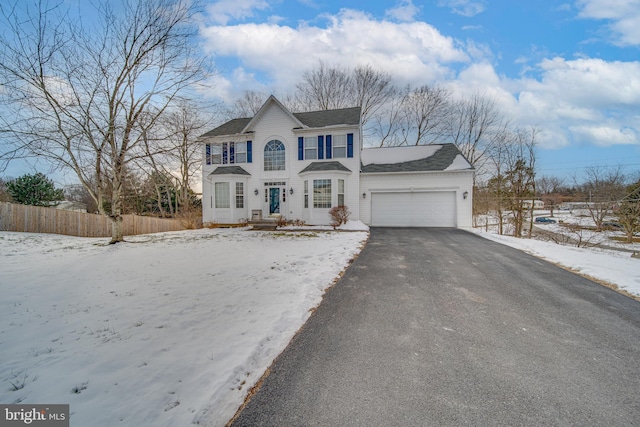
xmin=110 ymin=214 xmax=124 ymax=244
xmin=109 ymin=179 xmax=125 ymax=244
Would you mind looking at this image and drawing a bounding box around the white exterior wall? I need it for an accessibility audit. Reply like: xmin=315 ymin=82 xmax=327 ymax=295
xmin=202 ymin=102 xmax=361 ymax=225
xmin=359 ymin=171 xmax=474 ymax=228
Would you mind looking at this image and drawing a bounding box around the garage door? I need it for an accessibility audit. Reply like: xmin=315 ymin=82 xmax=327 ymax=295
xmin=371 ymin=191 xmax=456 ymax=227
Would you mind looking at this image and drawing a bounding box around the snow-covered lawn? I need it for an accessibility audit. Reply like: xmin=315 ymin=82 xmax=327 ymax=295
xmin=2 ymin=220 xmax=637 ymax=427
xmin=0 ymin=227 xmax=368 ymax=426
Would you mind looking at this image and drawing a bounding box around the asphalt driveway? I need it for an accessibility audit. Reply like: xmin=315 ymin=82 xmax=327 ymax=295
xmin=229 ymin=228 xmax=640 ymax=426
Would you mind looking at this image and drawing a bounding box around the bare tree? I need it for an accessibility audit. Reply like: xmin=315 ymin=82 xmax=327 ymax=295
xmin=139 ymin=99 xmax=210 ymax=217
xmin=296 ymin=61 xmax=354 ymax=111
xmin=0 ymin=0 xmax=207 ymax=243
xmin=485 ymin=126 xmax=512 ymax=235
xmin=579 ymin=166 xmax=627 ymax=231
xmin=352 ymin=64 xmax=396 ymax=127
xmin=0 ymin=177 xmax=12 ymax=202
xmin=486 ymin=127 xmax=537 ymax=237
xmin=399 ymin=85 xmax=451 ymax=145
xmin=370 ymin=88 xmax=409 ymax=147
xmin=448 ymin=92 xmax=503 ymax=173
xmin=229 ymin=90 xmax=268 ymax=118
xmin=537 ymin=175 xmax=565 ymax=217
xmin=616 ymin=179 xmax=640 ymax=243
xmin=504 ymin=127 xmax=537 ymax=238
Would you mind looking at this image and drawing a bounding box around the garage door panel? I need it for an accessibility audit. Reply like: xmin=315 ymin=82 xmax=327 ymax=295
xmin=371 ymin=192 xmax=456 ymax=227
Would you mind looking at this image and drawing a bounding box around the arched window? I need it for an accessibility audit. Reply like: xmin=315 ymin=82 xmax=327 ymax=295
xmin=264 ymin=140 xmax=285 ymax=171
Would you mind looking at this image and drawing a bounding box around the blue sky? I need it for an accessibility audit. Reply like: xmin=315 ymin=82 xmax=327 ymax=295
xmin=197 ymin=0 xmax=640 ymax=182
xmin=3 ymin=0 xmax=639 ymax=184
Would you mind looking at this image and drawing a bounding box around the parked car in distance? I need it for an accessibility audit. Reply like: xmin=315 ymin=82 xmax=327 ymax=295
xmin=535 ymin=217 xmax=557 ymax=224
xmin=602 ymin=222 xmax=623 ymax=230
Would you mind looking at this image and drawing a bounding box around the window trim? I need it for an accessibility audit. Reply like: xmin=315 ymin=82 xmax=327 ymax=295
xmin=235 ymin=182 xmax=244 ymax=209
xmin=214 ymin=182 xmax=230 ymax=208
xmin=264 ymin=140 xmax=286 ymax=171
xmin=304 ymin=136 xmax=317 ymax=160
xmin=206 ymin=143 xmax=222 ymax=165
xmin=313 ymin=179 xmax=332 ymax=209
xmin=338 ymin=179 xmax=345 ymax=206
xmin=332 ymin=135 xmax=347 ymax=159
xmin=206 ymin=142 xmax=250 ymax=165
xmin=235 ymin=141 xmax=247 ymax=164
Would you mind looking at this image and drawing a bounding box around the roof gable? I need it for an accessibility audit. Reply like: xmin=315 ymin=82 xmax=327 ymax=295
xmin=361 ymin=144 xmax=473 ymax=173
xmin=244 ymin=95 xmax=304 ymax=133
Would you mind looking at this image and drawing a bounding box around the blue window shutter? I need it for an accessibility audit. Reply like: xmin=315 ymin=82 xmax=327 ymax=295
xmin=222 ymin=142 xmax=228 ymax=164
xmin=229 ymin=142 xmax=235 ymax=164
xmin=205 ymin=144 xmax=211 ymax=165
xmin=326 ymin=135 xmax=332 ymax=159
xmin=347 ymin=133 xmax=354 ymax=158
xmin=298 ymin=137 xmax=304 ymax=160
xmin=318 ymin=136 xmax=324 ymax=159
xmin=247 ymin=141 xmax=252 ymax=163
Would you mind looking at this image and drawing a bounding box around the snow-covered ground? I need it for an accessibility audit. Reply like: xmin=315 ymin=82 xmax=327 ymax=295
xmin=0 ymin=226 xmax=368 ymax=426
xmin=1 ymin=216 xmax=637 ymax=427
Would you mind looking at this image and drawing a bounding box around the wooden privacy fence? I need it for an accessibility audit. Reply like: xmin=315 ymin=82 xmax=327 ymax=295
xmin=0 ymin=202 xmax=186 ymax=237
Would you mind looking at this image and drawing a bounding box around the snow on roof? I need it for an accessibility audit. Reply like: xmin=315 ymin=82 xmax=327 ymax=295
xmin=445 ymin=154 xmax=474 ymax=171
xmin=360 ymin=144 xmax=473 ymax=173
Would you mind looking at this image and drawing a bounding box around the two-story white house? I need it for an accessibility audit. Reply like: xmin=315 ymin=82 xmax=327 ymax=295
xmin=200 ymin=95 xmax=474 ymax=228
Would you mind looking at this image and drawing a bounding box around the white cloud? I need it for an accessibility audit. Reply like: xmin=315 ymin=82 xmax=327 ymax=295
xmin=437 ymin=0 xmax=486 ymax=17
xmin=513 ymin=57 xmax=640 ymax=148
xmin=536 ymin=57 xmax=640 ymax=108
xmin=201 ymin=9 xmax=468 ymax=100
xmin=207 ymin=0 xmax=271 ymax=25
xmin=199 ymin=7 xmax=639 ymax=151
xmin=577 ymin=0 xmax=640 ymax=45
xmin=385 ymin=0 xmax=421 ymax=22
xmin=569 ymin=124 xmax=638 ymax=146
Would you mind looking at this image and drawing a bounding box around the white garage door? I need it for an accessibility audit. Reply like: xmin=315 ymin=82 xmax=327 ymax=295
xmin=371 ymin=191 xmax=457 ymax=227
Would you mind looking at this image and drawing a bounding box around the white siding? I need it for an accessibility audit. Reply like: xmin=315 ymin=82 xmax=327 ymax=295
xmin=202 ymin=100 xmax=361 ymax=225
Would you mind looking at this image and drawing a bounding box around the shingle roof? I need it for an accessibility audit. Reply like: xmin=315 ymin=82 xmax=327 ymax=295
xmin=199 ymin=106 xmax=361 ymax=138
xmin=208 ymin=166 xmax=251 ymax=176
xmin=300 ymin=161 xmax=352 ymax=174
xmin=200 ymin=118 xmax=252 ymax=138
xmin=293 ymin=107 xmax=361 ymax=128
xmin=361 ymin=144 xmax=469 ymax=173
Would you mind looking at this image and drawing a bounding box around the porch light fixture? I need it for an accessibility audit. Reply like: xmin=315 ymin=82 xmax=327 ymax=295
xmin=463 ymin=191 xmax=469 ymax=199
xmin=254 ymin=188 xmax=259 ymax=196
xmin=289 ymin=187 xmax=294 ymax=195
xmin=362 ymin=192 xmax=366 ymax=199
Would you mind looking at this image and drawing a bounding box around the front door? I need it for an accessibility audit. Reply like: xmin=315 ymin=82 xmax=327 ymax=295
xmin=269 ymin=187 xmax=280 ymax=214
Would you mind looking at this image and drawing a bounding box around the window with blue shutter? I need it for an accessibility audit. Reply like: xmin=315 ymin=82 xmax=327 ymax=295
xmin=298 ymin=137 xmax=304 ymax=160
xmin=247 ymin=141 xmax=252 ymax=163
xmin=325 ymin=135 xmax=332 ymax=159
xmin=229 ymin=142 xmax=235 ymax=164
xmin=318 ymin=135 xmax=324 ymax=160
xmin=347 ymin=133 xmax=354 ymax=158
